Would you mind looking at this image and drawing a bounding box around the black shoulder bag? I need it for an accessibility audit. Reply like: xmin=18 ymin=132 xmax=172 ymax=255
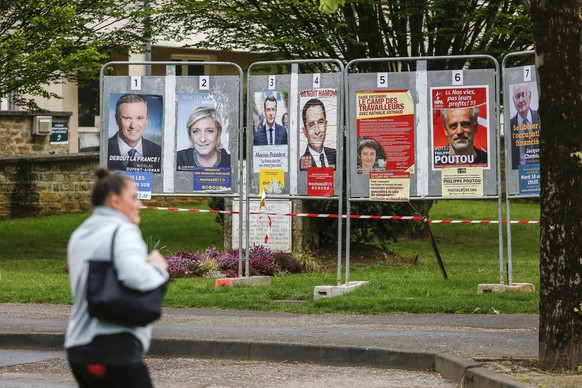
xmin=87 ymin=226 xmax=169 ymax=327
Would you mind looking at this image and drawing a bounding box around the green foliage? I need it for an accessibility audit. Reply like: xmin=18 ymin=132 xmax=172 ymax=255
xmin=319 ymin=0 xmax=345 ymax=13
xmin=0 ymin=0 xmax=169 ymax=109
xmin=288 ymin=247 xmax=322 ymax=273
xmin=208 ymin=197 xmax=225 ymax=226
xmin=186 ymin=258 xmax=222 ymax=278
xmin=164 ymin=0 xmax=533 ymax=65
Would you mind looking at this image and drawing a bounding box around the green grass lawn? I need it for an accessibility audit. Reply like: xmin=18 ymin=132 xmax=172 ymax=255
xmin=0 ymin=199 xmax=540 ymax=314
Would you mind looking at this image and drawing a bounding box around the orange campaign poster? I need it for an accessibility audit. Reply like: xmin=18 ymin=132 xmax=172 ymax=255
xmin=431 ymin=86 xmax=490 ymax=169
xmin=355 ymin=90 xmax=415 ymax=175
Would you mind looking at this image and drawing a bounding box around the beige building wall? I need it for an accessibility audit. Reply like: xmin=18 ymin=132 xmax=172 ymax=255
xmin=22 ymin=82 xmax=79 ymax=154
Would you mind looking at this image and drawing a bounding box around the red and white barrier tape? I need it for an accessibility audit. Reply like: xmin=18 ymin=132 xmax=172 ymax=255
xmin=141 ymin=205 xmax=539 ymax=224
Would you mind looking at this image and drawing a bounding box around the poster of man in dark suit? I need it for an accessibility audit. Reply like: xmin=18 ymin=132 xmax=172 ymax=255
xmin=253 ymin=95 xmax=288 ymax=146
xmin=299 ymin=96 xmax=337 ymax=170
xmin=509 ymin=82 xmax=541 ymax=170
xmin=107 ymin=93 xmax=163 ymax=173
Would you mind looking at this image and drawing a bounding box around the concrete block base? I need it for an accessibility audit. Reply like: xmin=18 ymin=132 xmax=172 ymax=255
xmin=215 ymin=276 xmax=271 ymax=288
xmin=477 ymin=282 xmax=535 ymax=294
xmin=313 ymin=281 xmax=369 ymax=300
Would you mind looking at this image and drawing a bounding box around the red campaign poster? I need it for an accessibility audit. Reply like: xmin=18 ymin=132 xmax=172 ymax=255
xmin=307 ymin=167 xmax=334 ymax=196
xmin=431 ymin=86 xmax=490 ymax=169
xmin=355 ymin=90 xmax=415 ymax=175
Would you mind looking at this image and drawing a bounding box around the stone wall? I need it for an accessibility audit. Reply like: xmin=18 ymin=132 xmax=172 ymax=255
xmin=0 ymin=112 xmax=72 ymax=158
xmin=0 ymin=154 xmax=209 ymax=219
xmin=0 ymin=154 xmax=97 ymax=218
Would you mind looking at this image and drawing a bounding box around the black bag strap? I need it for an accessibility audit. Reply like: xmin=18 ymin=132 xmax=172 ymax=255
xmin=110 ymin=225 xmax=122 ymax=265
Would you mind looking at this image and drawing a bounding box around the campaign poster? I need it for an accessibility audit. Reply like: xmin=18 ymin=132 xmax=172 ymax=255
xmin=508 ymin=81 xmax=540 ymax=170
xmin=307 ymin=167 xmax=334 ymax=197
xmin=252 ymin=91 xmax=289 ymax=173
xmin=193 ymin=168 xmax=232 ymax=192
xmin=441 ymin=167 xmax=484 ymax=197
xmin=518 ymin=164 xmax=541 ymax=196
xmin=120 ymin=171 xmax=153 ymax=200
xmin=107 ymin=93 xmax=163 ymax=173
xmin=355 ymin=90 xmax=415 ymax=175
xmin=431 ymin=86 xmax=489 ymax=170
xmin=175 ymin=92 xmax=232 ymax=181
xmin=298 ymin=89 xmax=338 ymax=170
xmin=259 ymin=168 xmax=285 ymax=195
xmin=369 ymin=171 xmax=411 ymax=202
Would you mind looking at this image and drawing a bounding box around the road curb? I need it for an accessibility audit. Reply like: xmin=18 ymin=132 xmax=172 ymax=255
xmin=0 ymin=332 xmax=532 ymax=387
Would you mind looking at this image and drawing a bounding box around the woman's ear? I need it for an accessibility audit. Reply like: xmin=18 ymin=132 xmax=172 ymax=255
xmin=106 ymin=193 xmax=120 ymax=210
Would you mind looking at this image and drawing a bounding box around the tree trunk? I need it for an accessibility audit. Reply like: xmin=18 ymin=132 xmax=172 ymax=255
xmin=531 ymin=1 xmax=582 ymax=371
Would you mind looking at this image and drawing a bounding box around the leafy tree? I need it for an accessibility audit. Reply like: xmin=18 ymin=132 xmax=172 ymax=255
xmin=526 ymin=0 xmax=582 ymax=371
xmin=0 ymin=0 xmax=161 ymax=110
xmin=167 ymin=0 xmax=533 ymax=66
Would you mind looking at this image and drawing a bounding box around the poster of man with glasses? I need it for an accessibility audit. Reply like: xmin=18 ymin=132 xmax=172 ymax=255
xmin=509 ymin=82 xmax=541 ymax=170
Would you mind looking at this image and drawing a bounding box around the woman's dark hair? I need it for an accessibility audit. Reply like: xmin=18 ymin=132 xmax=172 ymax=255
xmin=357 ymin=138 xmax=379 ymax=156
xmin=91 ymin=168 xmax=132 ymax=207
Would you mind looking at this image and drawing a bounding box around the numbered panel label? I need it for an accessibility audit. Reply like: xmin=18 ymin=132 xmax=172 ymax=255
xmin=268 ymin=75 xmax=276 ymax=90
xmin=377 ymin=72 xmax=388 ymax=88
xmin=523 ymin=66 xmax=532 ymax=82
xmin=452 ymin=70 xmax=463 ymax=86
xmin=313 ymin=73 xmax=321 ymax=88
xmin=130 ymin=76 xmax=142 ymax=91
xmin=199 ymin=76 xmax=209 ymax=90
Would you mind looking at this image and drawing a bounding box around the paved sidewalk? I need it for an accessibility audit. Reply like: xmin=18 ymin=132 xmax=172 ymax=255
xmin=0 ymin=304 xmax=537 ymax=387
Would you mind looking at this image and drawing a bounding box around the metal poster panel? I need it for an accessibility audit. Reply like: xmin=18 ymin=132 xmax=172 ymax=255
xmin=431 ymin=86 xmax=490 ymax=170
xmin=106 ymin=93 xmax=163 ymax=173
xmin=175 ymin=92 xmax=233 ymax=193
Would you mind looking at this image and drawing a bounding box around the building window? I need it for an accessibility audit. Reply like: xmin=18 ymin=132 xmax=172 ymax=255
xmin=78 ymin=77 xmax=99 ymax=127
xmin=170 ymin=55 xmax=208 ymax=76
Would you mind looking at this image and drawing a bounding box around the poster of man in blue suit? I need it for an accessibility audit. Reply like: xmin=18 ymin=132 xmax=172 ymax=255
xmin=106 ymin=93 xmax=163 ymax=173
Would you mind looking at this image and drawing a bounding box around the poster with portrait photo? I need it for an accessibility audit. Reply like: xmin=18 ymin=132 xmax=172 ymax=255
xmin=251 ymin=91 xmax=289 ymax=173
xmin=355 ymin=90 xmax=415 ymax=175
xmin=107 ymin=93 xmax=163 ymax=173
xmin=298 ymin=89 xmax=338 ymax=171
xmin=431 ymin=86 xmax=490 ymax=170
xmin=356 ymin=137 xmax=386 ymax=174
xmin=508 ymin=81 xmax=540 ymax=170
xmin=175 ymin=92 xmax=231 ymax=172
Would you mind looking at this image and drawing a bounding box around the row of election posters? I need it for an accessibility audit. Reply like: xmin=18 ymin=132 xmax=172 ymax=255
xmin=250 ymin=88 xmax=338 ymax=197
xmin=105 ymin=92 xmax=234 ymax=198
xmin=104 ymin=88 xmax=341 ymax=198
xmin=355 ymin=81 xmax=540 ymax=201
xmin=104 ymin=80 xmax=540 ymax=200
